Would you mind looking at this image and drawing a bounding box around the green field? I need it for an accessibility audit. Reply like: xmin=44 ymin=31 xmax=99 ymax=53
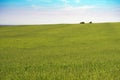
xmin=0 ymin=23 xmax=120 ymax=80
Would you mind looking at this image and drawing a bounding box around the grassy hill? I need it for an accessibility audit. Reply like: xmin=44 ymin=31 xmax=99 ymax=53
xmin=0 ymin=23 xmax=120 ymax=80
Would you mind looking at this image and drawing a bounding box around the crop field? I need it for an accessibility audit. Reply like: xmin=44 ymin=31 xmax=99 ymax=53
xmin=0 ymin=23 xmax=120 ymax=80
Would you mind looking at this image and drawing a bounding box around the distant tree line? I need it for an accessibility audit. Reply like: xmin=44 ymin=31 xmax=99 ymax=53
xmin=80 ymin=21 xmax=92 ymax=24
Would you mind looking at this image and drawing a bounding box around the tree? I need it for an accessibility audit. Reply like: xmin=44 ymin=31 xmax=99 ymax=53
xmin=80 ymin=22 xmax=85 ymax=24
xmin=89 ymin=21 xmax=92 ymax=24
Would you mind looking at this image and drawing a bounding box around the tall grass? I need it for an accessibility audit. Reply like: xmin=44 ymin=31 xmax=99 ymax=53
xmin=0 ymin=23 xmax=120 ymax=80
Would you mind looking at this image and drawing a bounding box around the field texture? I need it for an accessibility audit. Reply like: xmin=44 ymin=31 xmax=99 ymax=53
xmin=0 ymin=23 xmax=120 ymax=80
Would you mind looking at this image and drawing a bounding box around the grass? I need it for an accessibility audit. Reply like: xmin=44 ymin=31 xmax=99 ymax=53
xmin=0 ymin=23 xmax=120 ymax=80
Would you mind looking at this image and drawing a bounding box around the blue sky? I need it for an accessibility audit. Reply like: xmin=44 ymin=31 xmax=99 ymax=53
xmin=0 ymin=0 xmax=120 ymax=24
xmin=0 ymin=0 xmax=120 ymax=8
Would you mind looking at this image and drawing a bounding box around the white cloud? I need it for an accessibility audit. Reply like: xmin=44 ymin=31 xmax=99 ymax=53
xmin=61 ymin=0 xmax=95 ymax=11
xmin=77 ymin=6 xmax=96 ymax=10
xmin=0 ymin=1 xmax=120 ymax=25
xmin=62 ymin=5 xmax=96 ymax=11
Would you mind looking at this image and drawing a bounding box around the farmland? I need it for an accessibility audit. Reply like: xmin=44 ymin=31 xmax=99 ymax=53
xmin=0 ymin=23 xmax=120 ymax=80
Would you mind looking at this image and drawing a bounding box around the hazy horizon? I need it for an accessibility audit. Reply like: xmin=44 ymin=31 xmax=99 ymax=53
xmin=0 ymin=0 xmax=120 ymax=25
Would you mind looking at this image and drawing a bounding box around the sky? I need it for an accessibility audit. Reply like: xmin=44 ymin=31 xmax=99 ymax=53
xmin=0 ymin=0 xmax=120 ymax=25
